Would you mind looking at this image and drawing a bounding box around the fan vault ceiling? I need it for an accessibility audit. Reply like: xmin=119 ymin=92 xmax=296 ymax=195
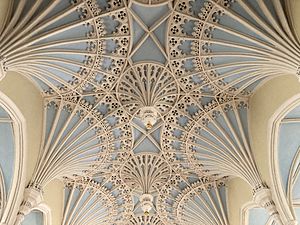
xmin=0 ymin=0 xmax=299 ymax=224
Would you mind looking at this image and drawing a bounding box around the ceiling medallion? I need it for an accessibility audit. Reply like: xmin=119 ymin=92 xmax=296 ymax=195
xmin=120 ymin=153 xmax=171 ymax=216
xmin=117 ymin=63 xmax=179 ymax=129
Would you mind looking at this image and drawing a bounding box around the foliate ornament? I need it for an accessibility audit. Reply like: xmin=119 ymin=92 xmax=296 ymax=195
xmin=120 ymin=153 xmax=171 ymax=215
xmin=117 ymin=63 xmax=179 ymax=128
xmin=120 ymin=153 xmax=171 ymax=193
xmin=139 ymin=194 xmax=154 ymax=216
xmin=140 ymin=107 xmax=159 ymax=129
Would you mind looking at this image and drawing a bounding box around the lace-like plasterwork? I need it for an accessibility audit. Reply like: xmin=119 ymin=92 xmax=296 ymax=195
xmin=117 ymin=63 xmax=179 ymax=118
xmin=0 ymin=0 xmax=131 ymax=95
xmin=3 ymin=0 xmax=299 ymax=224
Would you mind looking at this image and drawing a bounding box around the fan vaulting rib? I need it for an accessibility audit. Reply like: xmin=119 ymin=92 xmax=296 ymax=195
xmin=29 ymin=93 xmax=132 ymax=189
xmin=15 ymin=93 xmax=133 ymax=222
xmin=162 ymin=95 xmax=281 ymax=221
xmin=0 ymin=0 xmax=299 ymax=224
xmin=167 ymin=0 xmax=300 ymax=96
xmin=119 ymin=153 xmax=172 ymax=221
xmin=177 ymin=183 xmax=228 ymax=225
xmin=0 ymin=0 xmax=130 ymax=95
xmin=62 ymin=178 xmax=133 ymax=225
xmin=117 ymin=63 xmax=179 ymax=117
xmin=157 ymin=174 xmax=228 ymax=225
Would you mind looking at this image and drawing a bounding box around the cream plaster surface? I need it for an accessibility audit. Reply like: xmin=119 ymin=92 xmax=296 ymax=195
xmin=228 ymin=178 xmax=252 ymax=225
xmin=43 ymin=179 xmax=64 ymax=225
xmin=0 ymin=0 xmax=10 ymax=32
xmin=0 ymin=72 xmax=63 ymax=225
xmin=249 ymin=75 xmax=300 ymax=184
xmin=0 ymin=72 xmax=43 ymax=183
xmin=288 ymin=0 xmax=300 ymax=40
xmin=1 ymin=1 xmax=300 ymax=225
xmin=228 ymin=74 xmax=300 ymax=224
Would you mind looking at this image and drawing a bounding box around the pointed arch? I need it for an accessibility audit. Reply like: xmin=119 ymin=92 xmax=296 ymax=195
xmin=269 ymin=93 xmax=300 ymax=224
xmin=0 ymin=91 xmax=26 ymax=225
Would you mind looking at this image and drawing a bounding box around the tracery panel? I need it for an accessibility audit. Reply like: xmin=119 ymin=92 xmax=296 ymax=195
xmin=0 ymin=0 xmax=131 ymax=96
xmin=167 ymin=0 xmax=300 ymax=97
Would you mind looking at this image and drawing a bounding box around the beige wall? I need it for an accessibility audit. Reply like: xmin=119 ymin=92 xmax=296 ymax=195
xmin=288 ymin=0 xmax=300 ymax=40
xmin=228 ymin=1 xmax=300 ymax=224
xmin=0 ymin=72 xmax=63 ymax=225
xmin=0 ymin=72 xmax=44 ymax=183
xmin=228 ymin=74 xmax=300 ymax=224
xmin=0 ymin=0 xmax=10 ymax=32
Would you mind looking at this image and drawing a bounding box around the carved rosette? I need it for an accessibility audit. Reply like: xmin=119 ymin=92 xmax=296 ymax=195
xmin=117 ymin=63 xmax=179 ymax=126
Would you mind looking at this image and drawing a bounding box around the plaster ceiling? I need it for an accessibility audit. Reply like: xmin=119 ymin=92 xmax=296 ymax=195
xmin=0 ymin=0 xmax=299 ymax=224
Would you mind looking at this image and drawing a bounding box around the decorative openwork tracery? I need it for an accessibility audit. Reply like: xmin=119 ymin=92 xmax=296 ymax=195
xmin=157 ymin=173 xmax=228 ymax=225
xmin=0 ymin=0 xmax=131 ymax=95
xmin=29 ymin=93 xmax=133 ymax=190
xmin=117 ymin=62 xmax=179 ymax=128
xmin=120 ymin=153 xmax=171 ymax=218
xmin=62 ymin=177 xmax=132 ymax=225
xmin=1 ymin=0 xmax=299 ymax=224
xmin=129 ymin=215 xmax=164 ymax=225
xmin=167 ymin=0 xmax=300 ymax=96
